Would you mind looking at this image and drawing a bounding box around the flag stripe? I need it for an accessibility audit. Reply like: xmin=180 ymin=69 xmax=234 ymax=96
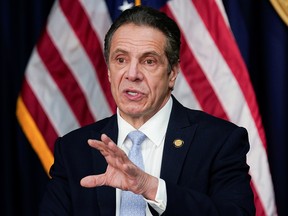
xmin=79 ymin=0 xmax=111 ymax=49
xmin=162 ymin=5 xmax=229 ymax=120
xmin=20 ymin=79 xmax=58 ymax=151
xmin=25 ymin=50 xmax=80 ymax=136
xmin=192 ymin=0 xmax=267 ymax=148
xmin=37 ymin=29 xmax=95 ymax=126
xmin=46 ymin=3 xmax=112 ymax=120
xmin=179 ymin=22 xmax=229 ymax=120
xmin=168 ymin=0 xmax=240 ymax=120
xmin=59 ymin=0 xmax=116 ymax=113
xmin=173 ymin=70 xmax=202 ymax=110
xmin=190 ymin=0 xmax=276 ymax=214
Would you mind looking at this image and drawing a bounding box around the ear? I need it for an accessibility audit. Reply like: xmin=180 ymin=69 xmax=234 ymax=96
xmin=108 ymin=69 xmax=111 ymax=83
xmin=168 ymin=63 xmax=179 ymax=89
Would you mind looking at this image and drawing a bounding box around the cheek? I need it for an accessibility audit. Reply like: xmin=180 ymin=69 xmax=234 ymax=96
xmin=111 ymin=76 xmax=126 ymax=98
xmin=108 ymin=74 xmax=117 ymax=93
xmin=149 ymin=79 xmax=165 ymax=96
xmin=109 ymin=72 xmax=119 ymax=85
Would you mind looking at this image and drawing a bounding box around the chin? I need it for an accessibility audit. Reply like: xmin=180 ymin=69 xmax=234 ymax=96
xmin=120 ymin=107 xmax=143 ymax=116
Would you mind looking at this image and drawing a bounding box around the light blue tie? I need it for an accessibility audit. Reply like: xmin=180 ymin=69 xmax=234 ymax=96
xmin=120 ymin=130 xmax=146 ymax=216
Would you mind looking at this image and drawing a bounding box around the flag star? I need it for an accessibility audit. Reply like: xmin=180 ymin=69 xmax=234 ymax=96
xmin=118 ymin=0 xmax=134 ymax=12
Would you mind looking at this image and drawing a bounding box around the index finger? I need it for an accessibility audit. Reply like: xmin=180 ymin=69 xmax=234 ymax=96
xmin=87 ymin=134 xmax=120 ymax=156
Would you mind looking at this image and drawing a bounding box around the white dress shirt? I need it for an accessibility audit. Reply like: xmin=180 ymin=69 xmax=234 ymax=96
xmin=115 ymin=97 xmax=172 ymax=216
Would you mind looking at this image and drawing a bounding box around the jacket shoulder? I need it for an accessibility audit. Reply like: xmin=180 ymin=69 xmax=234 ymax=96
xmin=55 ymin=115 xmax=117 ymax=151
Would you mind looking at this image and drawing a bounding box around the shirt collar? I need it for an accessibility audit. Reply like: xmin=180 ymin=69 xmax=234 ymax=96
xmin=117 ymin=97 xmax=173 ymax=146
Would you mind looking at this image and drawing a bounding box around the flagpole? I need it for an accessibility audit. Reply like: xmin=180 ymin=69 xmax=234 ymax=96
xmin=135 ymin=0 xmax=141 ymax=6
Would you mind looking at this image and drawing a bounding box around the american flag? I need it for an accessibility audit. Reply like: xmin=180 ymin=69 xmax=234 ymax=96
xmin=16 ymin=0 xmax=277 ymax=215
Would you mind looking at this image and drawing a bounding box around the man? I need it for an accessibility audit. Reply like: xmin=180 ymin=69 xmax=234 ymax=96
xmin=39 ymin=6 xmax=255 ymax=216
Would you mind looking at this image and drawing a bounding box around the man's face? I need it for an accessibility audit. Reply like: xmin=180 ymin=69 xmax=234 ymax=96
xmin=108 ymin=23 xmax=178 ymax=127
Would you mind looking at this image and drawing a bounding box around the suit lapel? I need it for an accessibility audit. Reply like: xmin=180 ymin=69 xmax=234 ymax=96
xmin=160 ymin=97 xmax=198 ymax=184
xmin=90 ymin=115 xmax=118 ymax=215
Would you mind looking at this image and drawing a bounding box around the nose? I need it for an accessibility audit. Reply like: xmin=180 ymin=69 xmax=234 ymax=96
xmin=126 ymin=60 xmax=143 ymax=81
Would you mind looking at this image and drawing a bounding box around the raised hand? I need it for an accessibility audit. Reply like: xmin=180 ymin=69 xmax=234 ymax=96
xmin=80 ymin=134 xmax=158 ymax=200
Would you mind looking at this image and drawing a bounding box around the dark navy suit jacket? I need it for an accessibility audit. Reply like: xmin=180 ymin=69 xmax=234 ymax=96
xmin=39 ymin=96 xmax=255 ymax=215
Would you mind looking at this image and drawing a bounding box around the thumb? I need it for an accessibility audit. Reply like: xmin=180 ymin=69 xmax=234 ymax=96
xmin=80 ymin=174 xmax=105 ymax=188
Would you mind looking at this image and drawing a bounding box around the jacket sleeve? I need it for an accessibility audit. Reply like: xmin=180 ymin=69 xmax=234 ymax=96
xmin=39 ymin=137 xmax=73 ymax=215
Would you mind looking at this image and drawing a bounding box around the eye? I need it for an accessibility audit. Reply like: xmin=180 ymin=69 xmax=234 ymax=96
xmin=144 ymin=58 xmax=156 ymax=66
xmin=116 ymin=57 xmax=125 ymax=63
xmin=145 ymin=59 xmax=154 ymax=64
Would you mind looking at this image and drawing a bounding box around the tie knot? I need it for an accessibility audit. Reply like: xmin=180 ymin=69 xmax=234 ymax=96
xmin=128 ymin=130 xmax=146 ymax=146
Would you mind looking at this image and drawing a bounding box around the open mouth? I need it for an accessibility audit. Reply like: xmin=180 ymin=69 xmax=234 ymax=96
xmin=127 ymin=91 xmax=138 ymax=96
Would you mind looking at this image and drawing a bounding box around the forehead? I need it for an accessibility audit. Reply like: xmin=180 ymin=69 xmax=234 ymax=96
xmin=110 ymin=23 xmax=166 ymax=54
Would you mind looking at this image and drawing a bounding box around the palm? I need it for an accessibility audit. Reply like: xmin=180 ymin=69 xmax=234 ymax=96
xmin=82 ymin=134 xmax=144 ymax=193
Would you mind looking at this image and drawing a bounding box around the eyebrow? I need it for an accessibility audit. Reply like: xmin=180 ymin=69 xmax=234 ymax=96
xmin=111 ymin=48 xmax=128 ymax=56
xmin=111 ymin=48 xmax=163 ymax=58
xmin=142 ymin=51 xmax=162 ymax=58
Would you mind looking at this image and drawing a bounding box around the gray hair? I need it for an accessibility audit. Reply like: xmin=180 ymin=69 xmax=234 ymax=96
xmin=104 ymin=6 xmax=181 ymax=73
